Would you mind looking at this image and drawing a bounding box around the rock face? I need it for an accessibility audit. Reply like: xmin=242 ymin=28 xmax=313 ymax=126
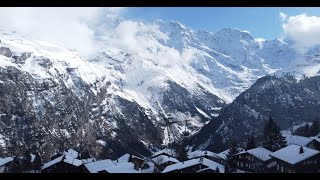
xmin=0 ymin=47 xmax=12 ymax=57
xmin=0 ymin=26 xmax=230 ymax=160
xmin=0 ymin=18 xmax=319 ymax=159
xmin=189 ymin=75 xmax=320 ymax=152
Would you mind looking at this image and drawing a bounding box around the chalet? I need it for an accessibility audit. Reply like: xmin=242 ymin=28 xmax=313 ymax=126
xmin=270 ymin=144 xmax=320 ymax=173
xmin=0 ymin=157 xmax=14 ymax=173
xmin=284 ymin=134 xmax=320 ymax=150
xmin=162 ymin=157 xmax=224 ymax=173
xmin=152 ymin=154 xmax=180 ymax=172
xmin=41 ymin=149 xmax=87 ymax=173
xmin=187 ymin=150 xmax=221 ymax=163
xmin=84 ymin=159 xmax=117 ymax=173
xmin=115 ymin=153 xmax=145 ymax=167
xmin=216 ymin=148 xmax=245 ymax=165
xmin=234 ymin=147 xmax=275 ymax=172
xmin=151 ymin=148 xmax=176 ymax=158
xmin=310 ymin=134 xmax=320 ymax=150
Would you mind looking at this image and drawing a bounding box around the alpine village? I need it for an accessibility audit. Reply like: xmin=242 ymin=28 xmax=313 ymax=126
xmin=0 ymin=117 xmax=320 ymax=173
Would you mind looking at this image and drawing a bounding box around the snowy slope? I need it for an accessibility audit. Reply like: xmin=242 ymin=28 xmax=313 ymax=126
xmin=0 ymin=18 xmax=319 ymax=158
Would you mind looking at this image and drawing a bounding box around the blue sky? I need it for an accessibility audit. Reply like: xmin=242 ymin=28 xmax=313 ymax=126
xmin=123 ymin=7 xmax=320 ymax=40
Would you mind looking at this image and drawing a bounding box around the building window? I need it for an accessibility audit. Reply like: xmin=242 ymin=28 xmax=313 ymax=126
xmin=288 ymin=170 xmax=291 ymax=173
xmin=240 ymin=162 xmax=243 ymax=167
xmin=237 ymin=162 xmax=239 ymax=166
xmin=277 ymin=164 xmax=279 ymax=170
xmin=281 ymin=166 xmax=284 ymax=172
xmin=307 ymin=160 xmax=313 ymax=165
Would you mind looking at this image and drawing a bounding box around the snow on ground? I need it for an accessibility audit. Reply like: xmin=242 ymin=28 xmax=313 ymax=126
xmin=96 ymin=140 xmax=107 ymax=146
xmin=195 ymin=107 xmax=210 ymax=118
xmin=281 ymin=122 xmax=313 ymax=135
xmin=0 ymin=134 xmax=5 ymax=147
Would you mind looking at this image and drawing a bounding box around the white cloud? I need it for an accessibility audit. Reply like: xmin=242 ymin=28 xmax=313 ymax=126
xmin=0 ymin=7 xmax=124 ymax=57
xmin=279 ymin=12 xmax=288 ymax=21
xmin=113 ymin=20 xmax=196 ymax=66
xmin=282 ymin=13 xmax=320 ymax=53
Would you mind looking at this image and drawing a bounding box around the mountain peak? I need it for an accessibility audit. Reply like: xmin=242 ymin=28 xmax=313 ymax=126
xmin=155 ymin=20 xmax=187 ymax=30
xmin=215 ymin=28 xmax=254 ymax=41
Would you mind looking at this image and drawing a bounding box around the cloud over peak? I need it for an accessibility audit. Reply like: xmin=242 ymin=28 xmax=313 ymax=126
xmin=281 ymin=13 xmax=320 ymax=53
xmin=0 ymin=7 xmax=125 ymax=57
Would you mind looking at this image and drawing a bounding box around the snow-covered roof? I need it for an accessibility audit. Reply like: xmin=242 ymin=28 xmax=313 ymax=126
xmin=152 ymin=148 xmax=176 ymax=158
xmin=81 ymin=158 xmax=96 ymax=164
xmin=310 ymin=134 xmax=320 ymax=143
xmin=162 ymin=158 xmax=225 ymax=173
xmin=42 ymin=152 xmax=84 ymax=170
xmin=42 ymin=155 xmax=64 ymax=170
xmin=84 ymin=159 xmax=117 ymax=173
xmin=63 ymin=155 xmax=83 ymax=167
xmin=152 ymin=155 xmax=180 ymax=165
xmin=270 ymin=145 xmax=320 ymax=165
xmin=283 ymin=134 xmax=314 ymax=146
xmin=63 ymin=149 xmax=79 ymax=159
xmin=217 ymin=148 xmax=245 ymax=160
xmin=0 ymin=157 xmax=14 ymax=166
xmin=114 ymin=153 xmax=144 ymax=164
xmin=187 ymin=150 xmax=220 ymax=160
xmin=236 ymin=147 xmax=272 ymax=161
xmin=105 ymin=162 xmax=140 ymax=173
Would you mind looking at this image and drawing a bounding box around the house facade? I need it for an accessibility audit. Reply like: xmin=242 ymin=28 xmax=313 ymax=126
xmin=234 ymin=147 xmax=275 ymax=172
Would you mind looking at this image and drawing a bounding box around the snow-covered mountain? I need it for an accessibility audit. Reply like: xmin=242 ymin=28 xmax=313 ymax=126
xmin=0 ymin=19 xmax=319 ymax=158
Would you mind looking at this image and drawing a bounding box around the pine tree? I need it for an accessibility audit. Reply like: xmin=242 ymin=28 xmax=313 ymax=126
xmin=310 ymin=120 xmax=320 ymax=136
xmin=225 ymin=141 xmax=239 ymax=172
xmin=246 ymin=134 xmax=256 ymax=150
xmin=304 ymin=124 xmax=310 ymax=137
xmin=262 ymin=116 xmax=287 ymax=151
